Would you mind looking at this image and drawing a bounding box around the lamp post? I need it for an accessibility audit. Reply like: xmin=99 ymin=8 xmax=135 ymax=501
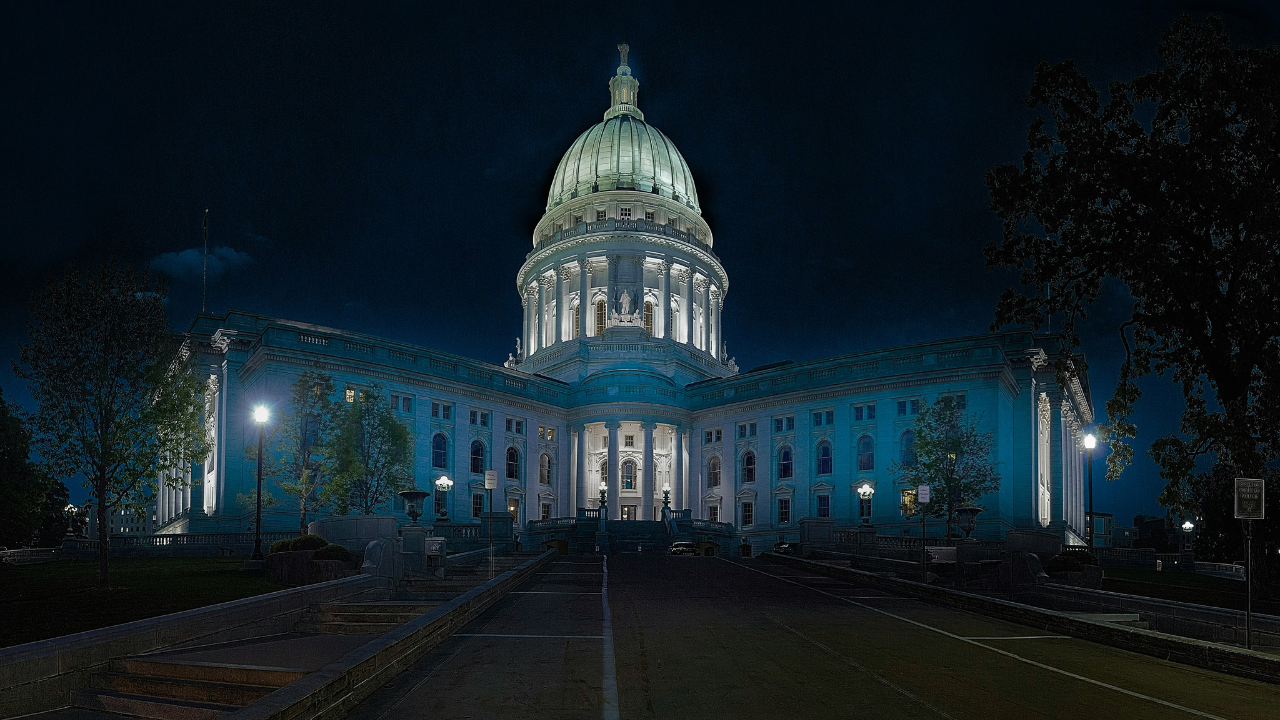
xmin=251 ymin=405 xmax=269 ymax=561
xmin=1181 ymin=519 xmax=1195 ymax=552
xmin=857 ymin=483 xmax=875 ymax=524
xmin=1084 ymin=433 xmax=1097 ymax=549
xmin=662 ymin=482 xmax=671 ymax=510
xmin=434 ymin=476 xmax=454 ymax=519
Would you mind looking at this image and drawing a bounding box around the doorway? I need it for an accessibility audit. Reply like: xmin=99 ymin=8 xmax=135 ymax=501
xmin=621 ymin=505 xmax=637 ymax=521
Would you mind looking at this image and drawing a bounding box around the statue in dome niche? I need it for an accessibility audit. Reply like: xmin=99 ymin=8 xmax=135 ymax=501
xmin=515 ymin=337 xmax=522 ymax=356
xmin=618 ymin=288 xmax=633 ymax=316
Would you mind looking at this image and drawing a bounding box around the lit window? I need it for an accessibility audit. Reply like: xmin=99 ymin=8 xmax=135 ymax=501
xmin=644 ymin=302 xmax=654 ymax=334
xmin=857 ymin=435 xmax=874 ymax=472
xmin=432 ymin=434 xmax=448 ymax=469
xmin=539 ymin=454 xmax=551 ymax=484
xmin=817 ymin=442 xmax=833 ymax=475
xmin=817 ymin=495 xmax=830 ymax=518
xmin=619 ymin=206 xmax=632 ymax=219
xmin=346 ymin=389 xmax=355 ymax=403
xmin=708 ymin=457 xmax=721 ymax=487
xmin=741 ymin=502 xmax=754 ymax=527
xmin=470 ymin=441 xmax=485 ymax=474
xmin=778 ymin=448 xmax=793 ymax=479
xmin=901 ymin=489 xmax=917 ymax=514
xmin=538 ymin=425 xmax=545 ymax=439
xmin=779 ymin=497 xmax=791 ymax=524
xmin=596 ymin=209 xmax=606 ymax=221
xmin=547 ymin=427 xmax=555 ymax=441
xmin=622 ymin=460 xmax=636 ymax=490
xmin=596 ymin=301 xmax=606 ymax=335
xmin=506 ymin=447 xmax=520 ymax=480
xmin=742 ymin=452 xmax=756 ymax=483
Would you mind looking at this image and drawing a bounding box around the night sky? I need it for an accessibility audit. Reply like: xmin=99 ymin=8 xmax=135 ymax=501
xmin=2 ymin=2 xmax=1276 ymax=520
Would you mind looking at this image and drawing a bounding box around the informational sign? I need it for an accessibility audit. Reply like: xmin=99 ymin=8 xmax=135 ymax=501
xmin=1235 ymin=477 xmax=1265 ymax=520
xmin=917 ymin=485 xmax=931 ymax=505
xmin=484 ymin=470 xmax=497 ymax=490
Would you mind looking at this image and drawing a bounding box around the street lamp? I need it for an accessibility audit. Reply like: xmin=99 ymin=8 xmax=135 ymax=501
xmin=857 ymin=483 xmax=875 ymax=524
xmin=434 ymin=475 xmax=454 ymax=519
xmin=1084 ymin=433 xmax=1097 ymax=549
xmin=251 ymin=405 xmax=269 ymax=561
xmin=1182 ymin=520 xmax=1195 ymax=553
xmin=662 ymin=482 xmax=671 ymax=510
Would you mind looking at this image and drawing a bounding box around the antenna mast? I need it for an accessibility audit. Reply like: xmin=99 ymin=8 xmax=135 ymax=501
xmin=202 ymin=209 xmax=209 ymax=313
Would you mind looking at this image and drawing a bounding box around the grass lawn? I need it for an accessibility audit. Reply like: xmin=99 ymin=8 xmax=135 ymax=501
xmin=1102 ymin=567 xmax=1280 ymax=616
xmin=0 ymin=557 xmax=284 ymax=649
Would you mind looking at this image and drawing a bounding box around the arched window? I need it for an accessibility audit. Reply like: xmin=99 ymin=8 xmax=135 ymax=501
xmin=707 ymin=456 xmax=721 ymax=487
xmin=470 ymin=440 xmax=485 ymax=474
xmin=622 ymin=460 xmax=636 ymax=490
xmin=600 ymin=459 xmax=609 ymax=484
xmin=539 ymin=453 xmax=551 ymax=484
xmin=643 ymin=301 xmax=654 ymax=334
xmin=817 ymin=441 xmax=833 ymax=475
xmin=573 ymin=304 xmax=580 ymax=338
xmin=432 ymin=433 xmax=448 ymax=469
xmin=900 ymin=431 xmax=917 ymax=467
xmin=596 ymin=300 xmax=606 ymax=335
xmin=857 ymin=435 xmax=874 ymax=471
xmin=742 ymin=451 xmax=756 ymax=483
xmin=778 ymin=447 xmax=793 ymax=479
xmin=506 ymin=447 xmax=520 ymax=480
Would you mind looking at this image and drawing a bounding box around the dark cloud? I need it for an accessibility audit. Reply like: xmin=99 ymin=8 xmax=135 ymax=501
xmin=150 ymin=247 xmax=254 ymax=280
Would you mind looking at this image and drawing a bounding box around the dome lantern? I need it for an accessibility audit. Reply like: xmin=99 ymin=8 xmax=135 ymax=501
xmin=605 ymin=43 xmax=643 ymax=121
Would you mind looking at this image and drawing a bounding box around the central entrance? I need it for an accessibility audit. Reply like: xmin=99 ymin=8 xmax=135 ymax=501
xmin=621 ymin=505 xmax=637 ymax=521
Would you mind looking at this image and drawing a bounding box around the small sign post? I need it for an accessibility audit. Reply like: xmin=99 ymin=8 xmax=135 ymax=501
xmin=486 ymin=470 xmax=498 ymax=579
xmin=918 ymin=485 xmax=931 ymax=583
xmin=1235 ymin=477 xmax=1265 ymax=649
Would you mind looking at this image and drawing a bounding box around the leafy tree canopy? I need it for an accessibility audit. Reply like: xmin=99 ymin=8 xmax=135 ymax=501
xmin=985 ymin=15 xmax=1280 ymax=514
xmin=0 ymin=388 xmax=53 ymax=549
xmin=14 ymin=260 xmax=212 ymax=586
xmin=247 ymin=370 xmax=339 ymax=534
xmin=327 ymin=384 xmax=415 ymax=515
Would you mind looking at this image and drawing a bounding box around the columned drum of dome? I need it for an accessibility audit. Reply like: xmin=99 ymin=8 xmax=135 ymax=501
xmin=511 ymin=45 xmax=735 ymax=385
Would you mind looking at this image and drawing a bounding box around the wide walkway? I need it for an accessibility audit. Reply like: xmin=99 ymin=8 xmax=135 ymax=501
xmin=344 ymin=556 xmax=1280 ymax=720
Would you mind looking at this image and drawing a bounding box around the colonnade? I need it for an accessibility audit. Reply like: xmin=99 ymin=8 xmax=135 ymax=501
xmin=522 ymin=254 xmax=723 ymax=360
xmin=570 ymin=422 xmax=691 ymax=520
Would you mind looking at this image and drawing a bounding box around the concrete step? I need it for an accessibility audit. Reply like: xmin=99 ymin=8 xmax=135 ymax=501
xmin=1066 ymin=612 xmax=1143 ymax=624
xmin=113 ymin=659 xmax=306 ymax=688
xmin=391 ymin=591 xmax=461 ymax=601
xmin=298 ymin=621 xmax=403 ymax=635
xmin=92 ymin=673 xmax=274 ymax=706
xmin=314 ymin=602 xmax=437 ymax=614
xmin=314 ymin=611 xmax=427 ymax=624
xmin=73 ymin=689 xmax=237 ymax=720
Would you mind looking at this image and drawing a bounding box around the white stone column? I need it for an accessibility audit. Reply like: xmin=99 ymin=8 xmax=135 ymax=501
xmin=695 ymin=277 xmax=709 ymax=352
xmin=556 ymin=266 xmax=570 ymax=343
xmin=569 ymin=429 xmax=578 ymax=513
xmin=536 ymin=276 xmax=547 ymax=352
xmin=658 ymin=261 xmax=670 ymax=339
xmin=708 ymin=288 xmax=719 ymax=359
xmin=521 ymin=289 xmax=532 ymax=358
xmin=606 ymin=421 xmax=620 ymax=520
xmin=681 ymin=270 xmax=694 ymax=345
xmin=578 ymin=259 xmax=590 ymax=338
xmin=642 ymin=423 xmax=655 ymax=520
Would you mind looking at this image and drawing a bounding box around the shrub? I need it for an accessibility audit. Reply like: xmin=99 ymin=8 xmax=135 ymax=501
xmin=1044 ymin=548 xmax=1099 ymax=573
xmin=269 ymin=534 xmax=329 ymax=554
xmin=312 ymin=544 xmax=352 ymax=562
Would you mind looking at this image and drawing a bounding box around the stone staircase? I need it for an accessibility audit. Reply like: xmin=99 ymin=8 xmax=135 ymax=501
xmin=74 ymin=656 xmax=305 ymax=720
xmin=1066 ymin=612 xmax=1150 ymax=630
xmin=394 ymin=556 xmax=524 ymax=601
xmin=606 ymin=520 xmax=672 ymax=554
xmin=294 ymin=602 xmax=439 ymax=635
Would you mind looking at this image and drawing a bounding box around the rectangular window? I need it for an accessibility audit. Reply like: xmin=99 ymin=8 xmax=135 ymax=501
xmin=742 ymin=502 xmax=754 ymax=527
xmin=516 ymin=420 xmax=524 ymax=434
xmin=897 ymin=401 xmax=907 ymax=416
xmin=506 ymin=418 xmax=512 ymax=432
xmin=817 ymin=495 xmax=831 ymax=519
xmin=435 ymin=403 xmax=442 ymax=418
xmin=391 ymin=394 xmax=400 ymax=409
xmin=749 ymin=422 xmax=756 ymax=436
xmin=619 ymin=206 xmax=632 ymax=219
xmin=708 ymin=505 xmax=719 ymax=522
xmin=825 ymin=410 xmax=833 ymax=425
xmin=813 ymin=412 xmax=823 ymax=427
xmin=785 ymin=416 xmax=794 ymax=431
xmin=541 ymin=503 xmax=551 ymax=520
xmin=596 ymin=209 xmax=606 ymax=221
xmin=538 ymin=425 xmax=545 ymax=439
xmin=774 ymin=418 xmax=782 ymax=433
xmin=625 ymin=434 xmax=635 ymax=448
xmin=403 ymin=397 xmax=413 ymax=413
xmin=715 ymin=429 xmax=722 ymax=442
xmin=910 ymin=399 xmax=921 ymax=415
xmin=574 ymin=214 xmax=583 ymax=225
xmin=867 ymin=404 xmax=875 ymax=420
xmin=480 ymin=412 xmax=488 ymax=427
xmin=860 ymin=495 xmax=872 ymax=519
xmin=473 ymin=494 xmax=484 ymax=518
xmin=547 ymin=427 xmax=555 ymax=441
xmin=645 ymin=210 xmax=654 ymax=222
xmin=435 ymin=490 xmax=446 ymax=516
xmin=442 ymin=404 xmax=451 ymax=420
xmin=705 ymin=430 xmax=713 ymax=444
xmin=470 ymin=410 xmax=478 ymax=424
xmin=621 ymin=505 xmax=636 ymax=521
xmin=346 ymin=389 xmax=355 ymax=403
xmin=738 ymin=424 xmax=747 ymax=439
xmin=778 ymin=498 xmax=791 ymax=524
xmin=901 ymin=489 xmax=917 ymax=514
xmin=854 ymin=406 xmax=863 ymax=422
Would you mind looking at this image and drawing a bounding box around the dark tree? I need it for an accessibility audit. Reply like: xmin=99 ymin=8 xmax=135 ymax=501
xmin=250 ymin=370 xmax=339 ymax=534
xmin=34 ymin=480 xmax=73 ymax=548
xmin=15 ymin=261 xmax=212 ymax=588
xmin=0 ymin=388 xmax=51 ymax=549
xmin=985 ymin=16 xmax=1280 ymax=518
xmin=327 ymin=384 xmax=415 ymax=515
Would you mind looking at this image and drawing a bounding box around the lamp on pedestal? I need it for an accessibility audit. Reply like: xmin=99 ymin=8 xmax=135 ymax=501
xmin=434 ymin=476 xmax=454 ymax=519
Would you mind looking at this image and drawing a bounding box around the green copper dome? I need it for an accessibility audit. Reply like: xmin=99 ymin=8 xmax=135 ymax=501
xmin=545 ymin=45 xmax=700 ymax=214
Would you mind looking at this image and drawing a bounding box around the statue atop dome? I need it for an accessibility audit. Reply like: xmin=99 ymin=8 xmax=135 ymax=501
xmin=617 ymin=43 xmax=630 ymax=70
xmin=606 ymin=43 xmax=642 ymax=121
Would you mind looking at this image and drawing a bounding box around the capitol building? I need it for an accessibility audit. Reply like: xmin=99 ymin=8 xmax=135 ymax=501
xmin=169 ymin=47 xmax=1093 ymax=550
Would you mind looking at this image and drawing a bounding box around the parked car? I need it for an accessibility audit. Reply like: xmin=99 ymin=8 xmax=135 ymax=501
xmin=670 ymin=541 xmax=699 ymax=556
xmin=772 ymin=541 xmax=798 ymax=555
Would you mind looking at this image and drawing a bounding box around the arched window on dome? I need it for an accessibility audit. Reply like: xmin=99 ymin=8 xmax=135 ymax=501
xmin=643 ymin=301 xmax=654 ymax=335
xmin=431 ymin=433 xmax=448 ymax=470
xmin=857 ymin=434 xmax=874 ymax=472
xmin=817 ymin=441 xmax=833 ymax=475
xmin=596 ymin=300 xmax=606 ymax=336
xmin=707 ymin=457 xmax=721 ymax=487
xmin=506 ymin=447 xmax=521 ymax=480
xmin=470 ymin=440 xmax=485 ymax=475
xmin=742 ymin=451 xmax=756 ymax=484
xmin=778 ymin=447 xmax=794 ymax=479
